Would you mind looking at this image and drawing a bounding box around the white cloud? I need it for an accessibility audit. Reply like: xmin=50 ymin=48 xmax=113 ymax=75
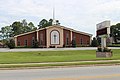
xmin=0 ymin=0 xmax=120 ymax=36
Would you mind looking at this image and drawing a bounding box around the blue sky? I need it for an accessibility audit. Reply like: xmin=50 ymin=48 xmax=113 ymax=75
xmin=0 ymin=0 xmax=120 ymax=36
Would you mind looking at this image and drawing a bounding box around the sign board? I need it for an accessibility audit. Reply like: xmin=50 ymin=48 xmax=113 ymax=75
xmin=97 ymin=21 xmax=110 ymax=30
xmin=96 ymin=21 xmax=110 ymax=36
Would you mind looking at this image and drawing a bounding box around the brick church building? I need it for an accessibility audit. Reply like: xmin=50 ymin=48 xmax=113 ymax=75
xmin=14 ymin=25 xmax=92 ymax=48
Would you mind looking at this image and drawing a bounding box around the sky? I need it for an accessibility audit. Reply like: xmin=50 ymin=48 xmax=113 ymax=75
xmin=0 ymin=0 xmax=120 ymax=36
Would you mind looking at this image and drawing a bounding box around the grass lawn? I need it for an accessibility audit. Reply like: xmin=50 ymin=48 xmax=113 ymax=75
xmin=0 ymin=49 xmax=120 ymax=64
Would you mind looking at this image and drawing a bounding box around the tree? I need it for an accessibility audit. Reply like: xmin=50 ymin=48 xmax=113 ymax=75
xmin=1 ymin=27 xmax=6 ymax=39
xmin=6 ymin=38 xmax=15 ymax=49
xmin=22 ymin=19 xmax=27 ymax=27
xmin=48 ymin=19 xmax=53 ymax=26
xmin=0 ymin=19 xmax=37 ymax=47
xmin=91 ymin=37 xmax=99 ymax=47
xmin=110 ymin=23 xmax=120 ymax=43
xmin=11 ymin=21 xmax=23 ymax=36
xmin=21 ymin=19 xmax=31 ymax=33
xmin=8 ymin=19 xmax=37 ymax=37
xmin=0 ymin=30 xmax=2 ymax=40
xmin=38 ymin=19 xmax=61 ymax=29
xmin=38 ymin=19 xmax=48 ymax=28
xmin=28 ymin=22 xmax=37 ymax=31
xmin=56 ymin=20 xmax=60 ymax=25
xmin=0 ymin=26 xmax=11 ymax=39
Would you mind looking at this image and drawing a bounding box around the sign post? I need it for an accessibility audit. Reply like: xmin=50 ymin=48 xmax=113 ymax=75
xmin=96 ymin=21 xmax=110 ymax=49
xmin=96 ymin=21 xmax=112 ymax=57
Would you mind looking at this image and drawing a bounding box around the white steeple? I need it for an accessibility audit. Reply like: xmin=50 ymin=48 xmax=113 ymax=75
xmin=52 ymin=5 xmax=56 ymax=25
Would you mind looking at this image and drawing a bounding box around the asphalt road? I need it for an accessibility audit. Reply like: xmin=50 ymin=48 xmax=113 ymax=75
xmin=0 ymin=66 xmax=120 ymax=80
xmin=0 ymin=47 xmax=120 ymax=52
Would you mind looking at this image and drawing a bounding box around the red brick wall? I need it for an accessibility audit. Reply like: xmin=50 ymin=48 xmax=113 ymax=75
xmin=81 ymin=34 xmax=90 ymax=46
xmin=17 ymin=32 xmax=37 ymax=47
xmin=63 ymin=29 xmax=71 ymax=46
xmin=38 ymin=29 xmax=46 ymax=47
xmin=72 ymin=32 xmax=90 ymax=46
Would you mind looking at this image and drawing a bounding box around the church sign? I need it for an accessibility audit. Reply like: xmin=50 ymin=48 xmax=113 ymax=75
xmin=96 ymin=21 xmax=110 ymax=36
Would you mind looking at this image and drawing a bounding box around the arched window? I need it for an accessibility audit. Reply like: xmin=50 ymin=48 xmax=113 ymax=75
xmin=50 ymin=30 xmax=60 ymax=45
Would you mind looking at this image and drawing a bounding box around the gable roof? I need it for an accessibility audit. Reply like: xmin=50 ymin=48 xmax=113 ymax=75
xmin=42 ymin=25 xmax=92 ymax=36
xmin=14 ymin=25 xmax=92 ymax=37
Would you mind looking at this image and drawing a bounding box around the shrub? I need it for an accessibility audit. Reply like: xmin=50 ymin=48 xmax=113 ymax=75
xmin=6 ymin=39 xmax=15 ymax=49
xmin=34 ymin=40 xmax=39 ymax=48
xmin=71 ymin=39 xmax=76 ymax=47
xmin=97 ymin=47 xmax=112 ymax=52
xmin=91 ymin=37 xmax=99 ymax=47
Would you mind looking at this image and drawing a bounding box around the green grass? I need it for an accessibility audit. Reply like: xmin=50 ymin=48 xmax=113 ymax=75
xmin=0 ymin=49 xmax=120 ymax=64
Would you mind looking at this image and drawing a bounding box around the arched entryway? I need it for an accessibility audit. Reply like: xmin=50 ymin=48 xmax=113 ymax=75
xmin=50 ymin=30 xmax=60 ymax=45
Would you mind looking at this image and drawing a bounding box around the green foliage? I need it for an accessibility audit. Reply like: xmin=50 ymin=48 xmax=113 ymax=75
xmin=91 ymin=37 xmax=99 ymax=47
xmin=0 ymin=19 xmax=37 ymax=38
xmin=6 ymin=39 xmax=15 ymax=49
xmin=38 ymin=19 xmax=60 ymax=29
xmin=33 ymin=40 xmax=39 ymax=48
xmin=97 ymin=47 xmax=112 ymax=52
xmin=28 ymin=22 xmax=37 ymax=31
xmin=0 ymin=26 xmax=11 ymax=39
xmin=38 ymin=19 xmax=48 ymax=28
xmin=71 ymin=39 xmax=76 ymax=47
xmin=110 ymin=23 xmax=120 ymax=43
xmin=0 ymin=18 xmax=60 ymax=39
xmin=11 ymin=21 xmax=23 ymax=36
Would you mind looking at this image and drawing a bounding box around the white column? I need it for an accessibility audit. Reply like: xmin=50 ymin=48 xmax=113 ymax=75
xmin=14 ymin=37 xmax=17 ymax=47
xmin=36 ymin=31 xmax=39 ymax=42
xmin=101 ymin=37 xmax=106 ymax=51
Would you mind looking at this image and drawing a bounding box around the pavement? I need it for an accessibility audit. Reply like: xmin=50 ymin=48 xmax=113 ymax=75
xmin=0 ymin=60 xmax=120 ymax=70
xmin=0 ymin=47 xmax=120 ymax=52
xmin=0 ymin=65 xmax=120 ymax=80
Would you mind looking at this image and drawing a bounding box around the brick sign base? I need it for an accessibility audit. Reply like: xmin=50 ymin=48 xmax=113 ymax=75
xmin=96 ymin=52 xmax=112 ymax=58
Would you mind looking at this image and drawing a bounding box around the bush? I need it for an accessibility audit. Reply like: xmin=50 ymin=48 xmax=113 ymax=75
xmin=71 ymin=39 xmax=76 ymax=47
xmin=97 ymin=47 xmax=102 ymax=52
xmin=103 ymin=47 xmax=111 ymax=52
xmin=97 ymin=47 xmax=112 ymax=52
xmin=91 ymin=37 xmax=99 ymax=47
xmin=33 ymin=40 xmax=39 ymax=48
xmin=6 ymin=39 xmax=15 ymax=49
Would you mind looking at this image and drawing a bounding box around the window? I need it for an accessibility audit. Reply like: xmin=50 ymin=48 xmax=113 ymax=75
xmin=40 ymin=33 xmax=43 ymax=45
xmin=54 ymin=34 xmax=57 ymax=43
xmin=80 ymin=38 xmax=83 ymax=45
xmin=73 ymin=36 xmax=76 ymax=40
xmin=24 ymin=40 xmax=27 ymax=46
xmin=87 ymin=41 xmax=89 ymax=45
xmin=50 ymin=30 xmax=60 ymax=44
xmin=32 ymin=37 xmax=35 ymax=46
xmin=66 ymin=33 xmax=69 ymax=45
xmin=66 ymin=38 xmax=69 ymax=45
xmin=17 ymin=41 xmax=20 ymax=46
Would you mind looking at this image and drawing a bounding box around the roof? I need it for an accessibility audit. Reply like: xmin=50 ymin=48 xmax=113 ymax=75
xmin=14 ymin=25 xmax=92 ymax=37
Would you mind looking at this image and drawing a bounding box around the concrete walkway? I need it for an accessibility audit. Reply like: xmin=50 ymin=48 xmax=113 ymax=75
xmin=0 ymin=47 xmax=120 ymax=52
xmin=0 ymin=60 xmax=120 ymax=66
